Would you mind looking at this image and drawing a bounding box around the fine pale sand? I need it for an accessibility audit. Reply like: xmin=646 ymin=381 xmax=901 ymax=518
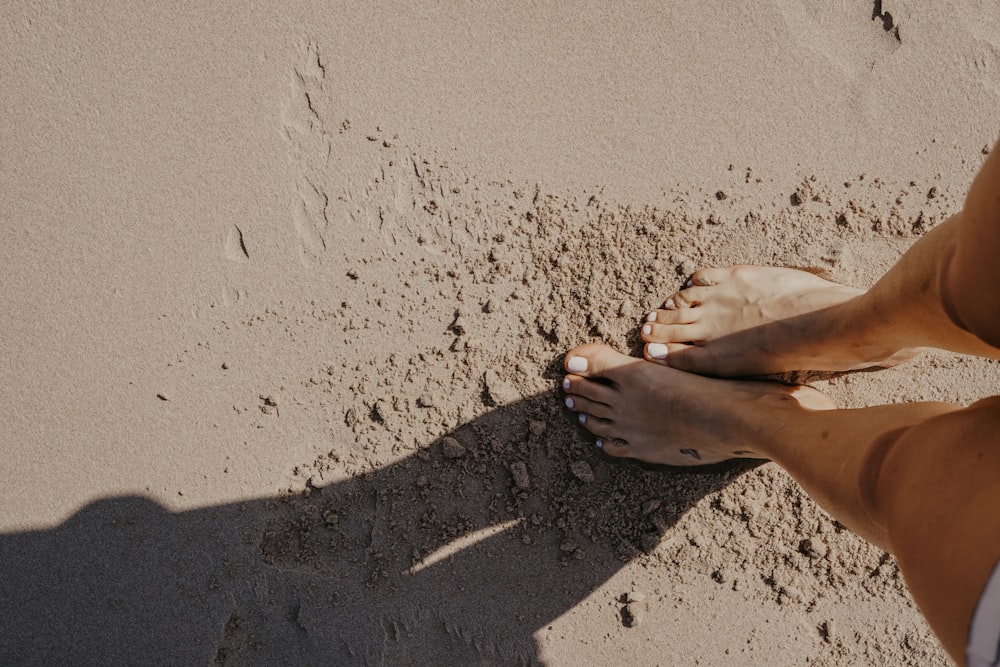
xmin=2 ymin=1 xmax=999 ymax=664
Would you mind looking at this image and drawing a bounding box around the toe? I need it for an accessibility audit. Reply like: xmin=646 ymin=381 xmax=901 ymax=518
xmin=564 ymin=343 xmax=637 ymax=379
xmin=646 ymin=307 xmax=699 ymax=325
xmin=689 ymin=267 xmax=729 ymax=286
xmin=563 ymin=394 xmax=613 ymax=420
xmin=597 ymin=437 xmax=632 ymax=459
xmin=642 ymin=322 xmax=704 ymax=343
xmin=563 ymin=375 xmax=616 ymax=403
xmin=662 ymin=345 xmax=724 ymax=377
xmin=671 ymin=286 xmax=714 ymax=308
xmin=578 ymin=412 xmax=615 ymax=438
xmin=644 ymin=342 xmax=694 ymax=365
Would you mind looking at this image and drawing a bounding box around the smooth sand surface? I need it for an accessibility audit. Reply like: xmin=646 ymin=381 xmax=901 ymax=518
xmin=2 ymin=1 xmax=999 ymax=664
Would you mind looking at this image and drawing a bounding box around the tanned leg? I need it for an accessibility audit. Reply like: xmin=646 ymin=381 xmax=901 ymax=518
xmin=564 ymin=140 xmax=1000 ymax=662
xmin=640 ymin=138 xmax=1000 ymax=376
xmin=562 ymin=344 xmax=998 ymax=663
xmin=944 ymin=139 xmax=1000 ymax=349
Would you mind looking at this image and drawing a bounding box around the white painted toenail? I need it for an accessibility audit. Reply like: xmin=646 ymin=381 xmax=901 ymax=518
xmin=567 ymin=356 xmax=588 ymax=373
xmin=646 ymin=311 xmax=656 ymax=322
xmin=562 ymin=378 xmax=571 ymax=391
xmin=578 ymin=413 xmax=587 ymax=424
xmin=565 ymin=397 xmax=574 ymax=409
xmin=665 ymin=297 xmax=676 ymax=309
xmin=642 ymin=324 xmax=651 ymax=335
xmin=648 ymin=343 xmax=668 ymax=359
xmin=595 ymin=439 xmax=603 ymax=449
xmin=685 ymin=278 xmax=694 ymax=287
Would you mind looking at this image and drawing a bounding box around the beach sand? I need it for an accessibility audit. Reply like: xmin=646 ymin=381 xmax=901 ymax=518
xmin=2 ymin=1 xmax=999 ymax=664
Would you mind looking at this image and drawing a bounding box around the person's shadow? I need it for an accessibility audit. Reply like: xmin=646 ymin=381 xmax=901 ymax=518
xmin=0 ymin=387 xmax=754 ymax=665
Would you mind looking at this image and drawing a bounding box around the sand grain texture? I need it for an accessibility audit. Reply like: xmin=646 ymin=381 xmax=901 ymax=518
xmin=2 ymin=1 xmax=999 ymax=665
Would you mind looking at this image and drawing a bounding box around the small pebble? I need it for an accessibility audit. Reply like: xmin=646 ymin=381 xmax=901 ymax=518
xmin=641 ymin=499 xmax=661 ymax=515
xmin=156 ymin=393 xmax=169 ymax=401
xmin=484 ymin=369 xmax=520 ymax=405
xmin=781 ymin=585 xmax=804 ymax=603
xmin=221 ymin=362 xmax=229 ymax=370
xmin=800 ymin=537 xmax=828 ymax=559
xmin=622 ymin=603 xmax=644 ymax=628
xmin=509 ymin=461 xmax=530 ymax=489
xmin=639 ymin=532 xmax=660 ymax=553
xmin=819 ymin=619 xmax=835 ymax=642
xmin=625 ymin=591 xmax=646 ymax=603
xmin=441 ymin=437 xmax=466 ymax=459
xmin=570 ymin=460 xmax=594 ymax=483
xmin=528 ymin=420 xmax=546 ymax=436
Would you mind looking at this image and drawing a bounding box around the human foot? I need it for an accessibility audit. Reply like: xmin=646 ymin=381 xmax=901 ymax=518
xmin=640 ymin=266 xmax=919 ymax=377
xmin=562 ymin=343 xmax=834 ymax=466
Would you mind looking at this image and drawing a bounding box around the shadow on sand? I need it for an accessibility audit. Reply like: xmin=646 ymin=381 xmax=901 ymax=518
xmin=0 ymin=391 xmax=756 ymax=665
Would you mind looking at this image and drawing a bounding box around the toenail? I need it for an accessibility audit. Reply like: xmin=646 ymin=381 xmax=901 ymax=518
xmin=642 ymin=324 xmax=651 ymax=335
xmin=665 ymin=297 xmax=676 ymax=309
xmin=685 ymin=278 xmax=693 ymax=287
xmin=562 ymin=378 xmax=571 ymax=391
xmin=646 ymin=311 xmax=657 ymax=322
xmin=567 ymin=356 xmax=588 ymax=373
xmin=565 ymin=397 xmax=574 ymax=409
xmin=595 ymin=439 xmax=603 ymax=449
xmin=578 ymin=413 xmax=587 ymax=424
xmin=648 ymin=343 xmax=668 ymax=359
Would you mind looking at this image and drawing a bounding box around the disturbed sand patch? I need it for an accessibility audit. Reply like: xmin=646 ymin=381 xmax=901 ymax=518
xmin=195 ymin=41 xmax=997 ymax=665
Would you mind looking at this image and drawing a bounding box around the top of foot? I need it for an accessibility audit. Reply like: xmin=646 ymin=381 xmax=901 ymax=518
xmin=562 ymin=343 xmax=833 ymax=467
xmin=640 ymin=265 xmax=918 ymax=377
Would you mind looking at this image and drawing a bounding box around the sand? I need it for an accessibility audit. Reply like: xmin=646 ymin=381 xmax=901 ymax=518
xmin=2 ymin=1 xmax=999 ymax=664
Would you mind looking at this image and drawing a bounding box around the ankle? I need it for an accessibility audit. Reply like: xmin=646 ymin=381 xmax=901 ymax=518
xmin=816 ymin=293 xmax=909 ymax=364
xmin=737 ymin=385 xmax=813 ymax=447
xmin=748 ymin=393 xmax=819 ymax=459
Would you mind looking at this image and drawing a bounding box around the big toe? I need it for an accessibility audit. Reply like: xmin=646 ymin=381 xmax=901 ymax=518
xmin=564 ymin=343 xmax=637 ymax=378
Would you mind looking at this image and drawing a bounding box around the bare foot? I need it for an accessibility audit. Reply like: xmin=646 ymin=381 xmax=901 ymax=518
xmin=562 ymin=343 xmax=834 ymax=466
xmin=640 ymin=266 xmax=919 ymax=377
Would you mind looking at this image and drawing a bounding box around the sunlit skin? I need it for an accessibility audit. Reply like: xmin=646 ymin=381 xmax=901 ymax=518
xmin=563 ymin=139 xmax=1000 ymax=664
